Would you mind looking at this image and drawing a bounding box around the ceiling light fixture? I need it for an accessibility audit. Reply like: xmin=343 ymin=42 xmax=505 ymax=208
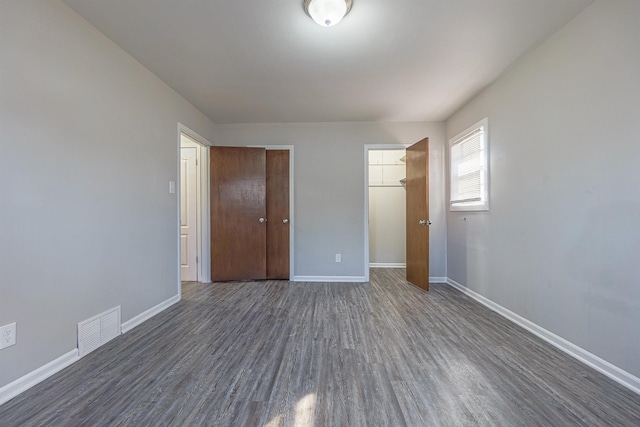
xmin=304 ymin=0 xmax=353 ymax=27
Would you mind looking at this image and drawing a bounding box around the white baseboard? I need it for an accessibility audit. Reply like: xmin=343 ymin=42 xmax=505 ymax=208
xmin=4 ymin=282 xmax=636 ymax=408
xmin=292 ymin=276 xmax=367 ymax=283
xmin=0 ymin=294 xmax=182 ymax=406
xmin=121 ymin=294 xmax=181 ymax=334
xmin=369 ymin=263 xmax=406 ymax=268
xmin=0 ymin=349 xmax=79 ymax=406
xmin=446 ymin=278 xmax=640 ymax=396
xmin=292 ymin=275 xmax=447 ymax=284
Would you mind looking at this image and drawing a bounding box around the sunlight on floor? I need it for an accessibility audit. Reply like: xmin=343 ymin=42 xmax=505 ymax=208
xmin=263 ymin=393 xmax=316 ymax=427
xmin=263 ymin=415 xmax=281 ymax=427
xmin=294 ymin=393 xmax=316 ymax=426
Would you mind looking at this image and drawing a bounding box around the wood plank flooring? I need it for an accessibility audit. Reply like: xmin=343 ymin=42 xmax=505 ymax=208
xmin=1 ymin=269 xmax=639 ymax=426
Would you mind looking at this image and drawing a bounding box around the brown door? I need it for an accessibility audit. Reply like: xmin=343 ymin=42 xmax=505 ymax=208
xmin=266 ymin=150 xmax=290 ymax=279
xmin=406 ymin=137 xmax=430 ymax=290
xmin=210 ymin=147 xmax=267 ymax=281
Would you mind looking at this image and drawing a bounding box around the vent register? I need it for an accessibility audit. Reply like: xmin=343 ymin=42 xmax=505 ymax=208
xmin=77 ymin=306 xmax=121 ymax=357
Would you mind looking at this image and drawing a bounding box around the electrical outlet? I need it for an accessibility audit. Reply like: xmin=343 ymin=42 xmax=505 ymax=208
xmin=0 ymin=322 xmax=16 ymax=349
xmin=335 ymin=253 xmax=341 ymax=263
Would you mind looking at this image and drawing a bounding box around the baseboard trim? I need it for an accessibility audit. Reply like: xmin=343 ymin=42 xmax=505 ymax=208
xmin=0 ymin=349 xmax=79 ymax=406
xmin=4 ymin=281 xmax=636 ymax=408
xmin=292 ymin=276 xmax=367 ymax=283
xmin=0 ymin=294 xmax=182 ymax=406
xmin=121 ymin=294 xmax=181 ymax=334
xmin=370 ymin=263 xmax=406 ymax=268
xmin=446 ymin=278 xmax=640 ymax=395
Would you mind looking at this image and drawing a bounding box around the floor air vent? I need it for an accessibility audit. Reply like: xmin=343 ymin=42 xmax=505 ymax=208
xmin=78 ymin=306 xmax=121 ymax=357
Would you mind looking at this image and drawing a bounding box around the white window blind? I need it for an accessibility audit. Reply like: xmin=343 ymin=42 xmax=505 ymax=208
xmin=450 ymin=119 xmax=488 ymax=210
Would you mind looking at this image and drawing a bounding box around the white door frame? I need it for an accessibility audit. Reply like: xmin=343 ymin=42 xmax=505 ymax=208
xmin=363 ymin=144 xmax=410 ymax=282
xmin=248 ymin=145 xmax=295 ymax=280
xmin=177 ymin=124 xmax=212 ymax=295
xmin=180 ymin=140 xmax=199 ymax=281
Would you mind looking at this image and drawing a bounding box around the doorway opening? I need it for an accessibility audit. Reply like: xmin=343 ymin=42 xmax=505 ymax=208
xmin=178 ymin=125 xmax=211 ymax=288
xmin=363 ymin=144 xmax=409 ymax=282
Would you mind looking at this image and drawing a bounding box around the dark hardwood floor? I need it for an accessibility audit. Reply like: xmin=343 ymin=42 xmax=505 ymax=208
xmin=1 ymin=269 xmax=639 ymax=426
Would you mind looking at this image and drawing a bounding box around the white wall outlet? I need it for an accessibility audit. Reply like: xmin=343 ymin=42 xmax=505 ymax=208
xmin=335 ymin=253 xmax=341 ymax=263
xmin=0 ymin=322 xmax=16 ymax=349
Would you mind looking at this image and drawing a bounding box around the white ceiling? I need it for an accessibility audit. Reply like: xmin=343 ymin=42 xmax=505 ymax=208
xmin=62 ymin=0 xmax=593 ymax=124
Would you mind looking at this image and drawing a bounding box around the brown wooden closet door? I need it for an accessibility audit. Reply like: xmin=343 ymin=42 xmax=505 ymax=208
xmin=266 ymin=150 xmax=290 ymax=279
xmin=210 ymin=147 xmax=267 ymax=281
xmin=406 ymin=137 xmax=430 ymax=291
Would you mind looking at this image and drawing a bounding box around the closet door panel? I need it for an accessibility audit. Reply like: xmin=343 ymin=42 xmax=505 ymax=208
xmin=210 ymin=147 xmax=267 ymax=281
xmin=266 ymin=150 xmax=290 ymax=279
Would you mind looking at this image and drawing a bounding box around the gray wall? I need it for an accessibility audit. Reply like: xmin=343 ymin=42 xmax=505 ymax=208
xmin=446 ymin=0 xmax=640 ymax=377
xmin=0 ymin=1 xmax=216 ymax=387
xmin=216 ymin=122 xmax=446 ymax=279
xmin=369 ymin=186 xmax=406 ymax=265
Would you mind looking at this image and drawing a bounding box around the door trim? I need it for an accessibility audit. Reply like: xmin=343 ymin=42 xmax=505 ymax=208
xmin=177 ymin=124 xmax=212 ymax=294
xmin=179 ymin=140 xmax=200 ymax=282
xmin=248 ymin=145 xmax=295 ymax=280
xmin=363 ymin=144 xmax=410 ymax=282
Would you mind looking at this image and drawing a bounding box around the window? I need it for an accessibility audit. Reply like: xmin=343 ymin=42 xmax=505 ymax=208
xmin=449 ymin=118 xmax=489 ymax=211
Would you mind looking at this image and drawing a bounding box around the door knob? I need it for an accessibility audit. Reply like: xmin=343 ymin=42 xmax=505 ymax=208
xmin=259 ymin=217 xmax=267 ymax=223
xmin=283 ymin=219 xmax=289 ymax=224
xmin=418 ymin=219 xmax=432 ymax=226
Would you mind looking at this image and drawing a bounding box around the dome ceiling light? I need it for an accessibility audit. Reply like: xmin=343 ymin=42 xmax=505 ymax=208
xmin=304 ymin=0 xmax=353 ymax=27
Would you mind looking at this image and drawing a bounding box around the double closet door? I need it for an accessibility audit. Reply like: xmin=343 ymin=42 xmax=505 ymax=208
xmin=210 ymin=147 xmax=290 ymax=281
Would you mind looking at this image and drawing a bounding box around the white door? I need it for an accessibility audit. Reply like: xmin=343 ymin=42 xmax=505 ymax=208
xmin=180 ymin=145 xmax=198 ymax=281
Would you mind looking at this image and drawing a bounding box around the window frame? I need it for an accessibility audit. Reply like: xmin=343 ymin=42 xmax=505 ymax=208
xmin=449 ymin=118 xmax=489 ymax=212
